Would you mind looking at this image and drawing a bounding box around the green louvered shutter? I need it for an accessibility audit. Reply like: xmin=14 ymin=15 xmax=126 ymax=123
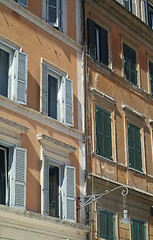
xmin=96 ymin=106 xmax=112 ymax=159
xmin=100 ymin=26 xmax=108 ymax=66
xmin=107 ymin=213 xmax=114 ymax=239
xmin=139 ymin=221 xmax=145 ymax=240
xmin=123 ymin=43 xmax=137 ymax=85
xmin=87 ymin=18 xmax=96 ymax=60
xmin=149 ymin=61 xmax=153 ymax=95
xmin=99 ymin=211 xmax=107 ymax=238
xmin=132 ymin=219 xmax=145 ymax=240
xmin=128 ymin=123 xmax=142 ymax=171
xmin=132 ymin=220 xmax=138 ymax=240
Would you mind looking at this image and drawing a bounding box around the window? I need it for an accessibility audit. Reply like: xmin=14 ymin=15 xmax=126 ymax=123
xmin=149 ymin=60 xmax=153 ymax=95
xmin=42 ymin=158 xmax=76 ymax=222
xmin=41 ymin=62 xmax=74 ymax=126
xmin=127 ymin=122 xmax=142 ymax=171
xmin=132 ymin=219 xmax=146 ymax=240
xmin=99 ymin=209 xmax=115 ymax=240
xmin=123 ymin=43 xmax=137 ymax=85
xmin=0 ymin=41 xmax=27 ymax=104
xmin=14 ymin=0 xmax=28 ymax=7
xmin=123 ymin=0 xmax=132 ymax=11
xmin=87 ymin=18 xmax=109 ymax=66
xmin=0 ymin=143 xmax=27 ymax=209
xmin=96 ymin=106 xmax=112 ymax=160
xmin=46 ymin=0 xmax=62 ymax=30
xmin=148 ymin=2 xmax=153 ymax=29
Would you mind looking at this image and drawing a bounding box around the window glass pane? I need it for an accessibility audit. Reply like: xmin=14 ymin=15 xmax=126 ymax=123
xmin=49 ymin=0 xmax=56 ymax=6
xmin=0 ymin=147 xmax=8 ymax=205
xmin=0 ymin=49 xmax=9 ymax=97
xmin=49 ymin=165 xmax=59 ymax=218
xmin=48 ymin=7 xmax=56 ymax=23
xmin=48 ymin=75 xmax=58 ymax=119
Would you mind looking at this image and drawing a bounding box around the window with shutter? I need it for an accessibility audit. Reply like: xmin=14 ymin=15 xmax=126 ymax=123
xmin=127 ymin=122 xmax=142 ymax=171
xmin=99 ymin=209 xmax=115 ymax=240
xmin=148 ymin=2 xmax=153 ymax=29
xmin=87 ymin=18 xmax=109 ymax=66
xmin=123 ymin=43 xmax=137 ymax=85
xmin=46 ymin=0 xmax=62 ymax=30
xmin=0 ymin=41 xmax=28 ymax=105
xmin=42 ymin=158 xmax=76 ymax=222
xmin=123 ymin=0 xmax=132 ymax=11
xmin=41 ymin=62 xmax=74 ymax=126
xmin=96 ymin=106 xmax=112 ymax=160
xmin=132 ymin=219 xmax=146 ymax=240
xmin=14 ymin=0 xmax=28 ymax=7
xmin=0 ymin=144 xmax=27 ymax=210
xmin=149 ymin=60 xmax=153 ymax=95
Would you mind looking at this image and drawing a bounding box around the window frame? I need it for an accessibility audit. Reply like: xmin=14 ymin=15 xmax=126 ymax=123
xmin=98 ymin=209 xmax=115 ymax=240
xmin=131 ymin=218 xmax=146 ymax=240
xmin=87 ymin=18 xmax=110 ymax=67
xmin=14 ymin=0 xmax=28 ymax=8
xmin=148 ymin=2 xmax=153 ymax=29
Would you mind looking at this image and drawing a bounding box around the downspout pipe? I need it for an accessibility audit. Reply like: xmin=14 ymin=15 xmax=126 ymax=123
xmin=82 ymin=0 xmax=89 ymax=226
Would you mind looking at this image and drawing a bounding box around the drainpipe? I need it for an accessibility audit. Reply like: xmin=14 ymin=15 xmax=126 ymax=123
xmin=82 ymin=0 xmax=89 ymax=227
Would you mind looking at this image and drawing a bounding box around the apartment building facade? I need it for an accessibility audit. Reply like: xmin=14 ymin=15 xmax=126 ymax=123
xmin=0 ymin=0 xmax=89 ymax=239
xmin=85 ymin=0 xmax=153 ymax=239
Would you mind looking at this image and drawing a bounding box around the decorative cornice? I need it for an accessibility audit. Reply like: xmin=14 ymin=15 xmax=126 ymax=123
xmin=37 ymin=133 xmax=77 ymax=153
xmin=0 ymin=116 xmax=29 ymax=133
xmin=122 ymin=105 xmax=146 ymax=119
xmin=90 ymin=87 xmax=116 ymax=105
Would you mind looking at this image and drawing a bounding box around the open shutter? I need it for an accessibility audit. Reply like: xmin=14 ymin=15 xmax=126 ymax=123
xmin=87 ymin=18 xmax=96 ymax=60
xmin=63 ymin=166 xmax=76 ymax=222
xmin=62 ymin=77 xmax=74 ymax=126
xmin=100 ymin=26 xmax=108 ymax=66
xmin=136 ymin=0 xmax=141 ymax=18
xmin=12 ymin=147 xmax=27 ymax=210
xmin=15 ymin=51 xmax=28 ymax=105
xmin=131 ymin=0 xmax=136 ymax=14
xmin=18 ymin=0 xmax=28 ymax=7
xmin=42 ymin=157 xmax=49 ymax=215
xmin=47 ymin=0 xmax=60 ymax=28
xmin=41 ymin=63 xmax=48 ymax=115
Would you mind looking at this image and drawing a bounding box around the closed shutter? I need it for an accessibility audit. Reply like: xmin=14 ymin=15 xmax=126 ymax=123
xmin=63 ymin=166 xmax=76 ymax=222
xmin=96 ymin=106 xmax=112 ymax=159
xmin=149 ymin=61 xmax=153 ymax=95
xmin=132 ymin=220 xmax=139 ymax=240
xmin=87 ymin=18 xmax=96 ymax=60
xmin=128 ymin=123 xmax=142 ymax=171
xmin=139 ymin=221 xmax=145 ymax=240
xmin=100 ymin=26 xmax=108 ymax=66
xmin=42 ymin=157 xmax=49 ymax=215
xmin=107 ymin=213 xmax=114 ymax=240
xmin=18 ymin=0 xmax=28 ymax=7
xmin=47 ymin=0 xmax=60 ymax=28
xmin=12 ymin=147 xmax=27 ymax=210
xmin=41 ymin=63 xmax=48 ymax=115
xmin=64 ymin=78 xmax=74 ymax=126
xmin=99 ymin=210 xmax=114 ymax=239
xmin=15 ymin=51 xmax=28 ymax=105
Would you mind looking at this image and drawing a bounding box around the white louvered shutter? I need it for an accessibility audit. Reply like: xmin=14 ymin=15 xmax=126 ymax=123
xmin=41 ymin=64 xmax=48 ymax=116
xmin=18 ymin=0 xmax=28 ymax=7
xmin=42 ymin=158 xmax=49 ymax=215
xmin=136 ymin=0 xmax=141 ymax=18
xmin=15 ymin=51 xmax=28 ymax=105
xmin=132 ymin=0 xmax=135 ymax=14
xmin=63 ymin=166 xmax=76 ymax=222
xmin=62 ymin=78 xmax=74 ymax=126
xmin=12 ymin=147 xmax=27 ymax=210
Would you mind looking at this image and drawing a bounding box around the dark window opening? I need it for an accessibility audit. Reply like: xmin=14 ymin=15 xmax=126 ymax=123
xmin=0 ymin=49 xmax=9 ymax=97
xmin=48 ymin=75 xmax=58 ymax=119
xmin=49 ymin=165 xmax=59 ymax=218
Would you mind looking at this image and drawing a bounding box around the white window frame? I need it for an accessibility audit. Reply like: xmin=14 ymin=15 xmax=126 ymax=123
xmin=41 ymin=59 xmax=74 ymax=127
xmin=0 ymin=40 xmax=28 ymax=105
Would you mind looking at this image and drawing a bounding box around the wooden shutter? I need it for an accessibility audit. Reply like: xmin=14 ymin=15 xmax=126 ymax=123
xmin=132 ymin=220 xmax=139 ymax=240
xmin=134 ymin=126 xmax=142 ymax=171
xmin=12 ymin=147 xmax=27 ymax=210
xmin=100 ymin=26 xmax=109 ymax=66
xmin=107 ymin=213 xmax=114 ymax=239
xmin=41 ymin=63 xmax=48 ymax=115
xmin=42 ymin=157 xmax=49 ymax=215
xmin=96 ymin=106 xmax=112 ymax=159
xmin=63 ymin=166 xmax=76 ymax=222
xmin=99 ymin=210 xmax=114 ymax=239
xmin=149 ymin=61 xmax=153 ymax=95
xmin=18 ymin=0 xmax=28 ymax=7
xmin=15 ymin=51 xmax=28 ymax=105
xmin=47 ymin=0 xmax=60 ymax=28
xmin=136 ymin=0 xmax=141 ymax=18
xmin=131 ymin=0 xmax=136 ymax=14
xmin=139 ymin=221 xmax=145 ymax=240
xmin=87 ymin=18 xmax=96 ymax=60
xmin=62 ymin=77 xmax=74 ymax=126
